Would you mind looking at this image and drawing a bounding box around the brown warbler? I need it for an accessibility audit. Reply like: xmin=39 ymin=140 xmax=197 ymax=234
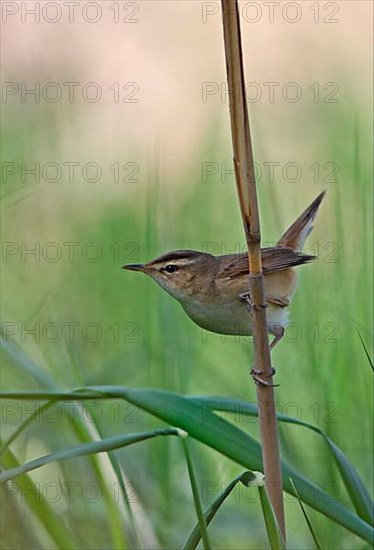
xmin=123 ymin=192 xmax=325 ymax=349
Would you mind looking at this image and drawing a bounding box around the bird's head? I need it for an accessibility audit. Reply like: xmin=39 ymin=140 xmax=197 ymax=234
xmin=122 ymin=249 xmax=213 ymax=302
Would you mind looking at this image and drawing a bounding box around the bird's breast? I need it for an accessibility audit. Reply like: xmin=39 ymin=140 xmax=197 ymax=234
xmin=180 ymin=297 xmax=288 ymax=336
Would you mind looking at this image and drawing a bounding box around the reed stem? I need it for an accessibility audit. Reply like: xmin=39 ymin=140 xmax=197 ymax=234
xmin=220 ymin=0 xmax=286 ymax=538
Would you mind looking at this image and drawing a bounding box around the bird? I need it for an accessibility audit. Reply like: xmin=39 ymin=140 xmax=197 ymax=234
xmin=123 ymin=192 xmax=325 ymax=352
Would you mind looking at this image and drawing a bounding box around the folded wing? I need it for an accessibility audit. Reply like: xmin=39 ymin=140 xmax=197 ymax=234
xmin=218 ymin=247 xmax=315 ymax=279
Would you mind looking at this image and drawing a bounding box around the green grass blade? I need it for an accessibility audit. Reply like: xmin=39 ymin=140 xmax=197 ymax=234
xmin=323 ymin=436 xmax=374 ymax=525
xmin=85 ymin=387 xmax=374 ymax=544
xmin=256 ymin=475 xmax=286 ymax=550
xmin=0 ymin=339 xmax=58 ymax=389
xmin=93 ymin=423 xmax=144 ymax=550
xmin=0 ymin=401 xmax=55 ymax=457
xmin=1 ymin=443 xmax=77 ymax=549
xmin=1 ymin=387 xmax=373 ymax=544
xmin=67 ymin=405 xmax=135 ymax=550
xmin=183 ymin=471 xmax=254 ymax=550
xmin=190 ymin=395 xmax=374 ymax=525
xmin=289 ymin=478 xmax=322 ymax=550
xmin=188 ymin=396 xmax=320 ymax=433
xmin=75 ymin=408 xmax=132 ymax=550
xmin=0 ymin=339 xmax=141 ymax=548
xmin=0 ymin=428 xmax=180 ymax=483
xmin=356 ymin=328 xmax=374 ymax=372
xmin=182 ymin=438 xmax=211 ymax=550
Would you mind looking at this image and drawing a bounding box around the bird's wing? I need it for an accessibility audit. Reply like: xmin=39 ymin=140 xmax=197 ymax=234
xmin=217 ymin=247 xmax=315 ymax=279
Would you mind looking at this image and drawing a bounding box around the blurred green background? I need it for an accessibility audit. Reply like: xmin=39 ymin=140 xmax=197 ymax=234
xmin=1 ymin=1 xmax=372 ymax=549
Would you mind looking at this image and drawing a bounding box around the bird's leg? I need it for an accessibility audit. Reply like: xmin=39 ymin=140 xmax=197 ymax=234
xmin=269 ymin=325 xmax=285 ymax=351
xmin=251 ymin=328 xmax=285 ymax=386
xmin=239 ymin=293 xmax=282 ymax=386
xmin=249 ymin=326 xmax=284 ymax=387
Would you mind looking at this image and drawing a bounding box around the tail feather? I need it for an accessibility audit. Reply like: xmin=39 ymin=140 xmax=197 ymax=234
xmin=277 ymin=191 xmax=326 ymax=251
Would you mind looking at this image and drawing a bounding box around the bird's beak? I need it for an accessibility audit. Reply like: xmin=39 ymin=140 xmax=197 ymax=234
xmin=122 ymin=264 xmax=146 ymax=272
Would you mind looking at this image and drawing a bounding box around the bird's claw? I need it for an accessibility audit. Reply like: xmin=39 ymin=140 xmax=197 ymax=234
xmin=239 ymin=292 xmax=267 ymax=311
xmin=250 ymin=366 xmax=278 ymax=387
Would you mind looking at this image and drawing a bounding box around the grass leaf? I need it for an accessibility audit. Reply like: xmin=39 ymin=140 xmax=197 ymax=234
xmin=256 ymin=477 xmax=286 ymax=550
xmin=183 ymin=471 xmax=254 ymax=550
xmin=190 ymin=395 xmax=374 ymax=525
xmin=182 ymin=438 xmax=212 ymax=550
xmin=0 ymin=427 xmax=180 ymax=483
xmin=1 ymin=443 xmax=77 ymax=549
xmin=1 ymin=387 xmax=373 ymax=543
xmin=289 ymin=478 xmax=322 ymax=550
xmin=356 ymin=328 xmax=374 ymax=372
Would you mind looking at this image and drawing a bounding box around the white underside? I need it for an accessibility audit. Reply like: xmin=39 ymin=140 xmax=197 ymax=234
xmin=181 ymin=300 xmax=289 ymax=336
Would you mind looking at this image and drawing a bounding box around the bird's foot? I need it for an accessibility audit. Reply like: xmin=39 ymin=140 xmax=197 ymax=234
xmin=239 ymin=292 xmax=268 ymax=312
xmin=250 ymin=366 xmax=278 ymax=387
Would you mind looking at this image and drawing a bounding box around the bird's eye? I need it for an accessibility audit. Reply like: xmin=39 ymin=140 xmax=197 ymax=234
xmin=164 ymin=264 xmax=178 ymax=274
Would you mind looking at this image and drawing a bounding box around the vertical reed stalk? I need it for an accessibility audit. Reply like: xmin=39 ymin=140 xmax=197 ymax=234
xmin=220 ymin=0 xmax=286 ymax=538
